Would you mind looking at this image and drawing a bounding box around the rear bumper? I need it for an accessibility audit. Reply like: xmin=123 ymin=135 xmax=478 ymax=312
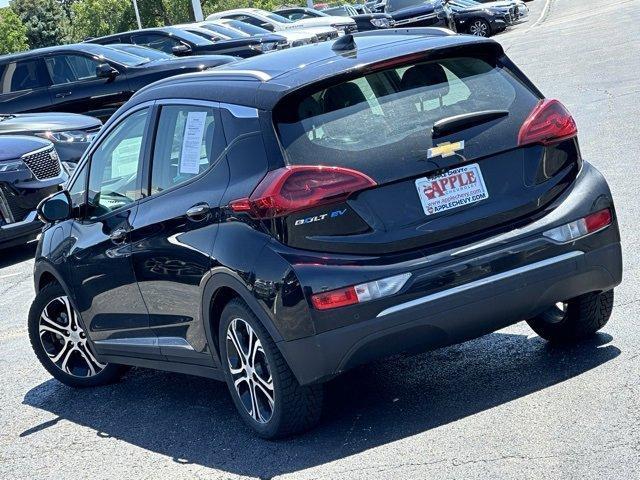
xmin=279 ymin=242 xmax=621 ymax=385
xmin=275 ymin=162 xmax=623 ymax=385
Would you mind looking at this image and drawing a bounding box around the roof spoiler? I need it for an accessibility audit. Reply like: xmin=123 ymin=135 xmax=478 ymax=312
xmin=353 ymin=27 xmax=456 ymax=38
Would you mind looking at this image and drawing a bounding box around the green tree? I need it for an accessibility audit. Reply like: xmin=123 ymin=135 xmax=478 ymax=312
xmin=0 ymin=7 xmax=29 ymax=54
xmin=10 ymin=0 xmax=68 ymax=49
xmin=69 ymin=0 xmax=136 ymax=42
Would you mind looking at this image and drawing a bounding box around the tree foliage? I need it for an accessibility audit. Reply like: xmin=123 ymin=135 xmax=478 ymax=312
xmin=10 ymin=0 xmax=68 ymax=49
xmin=0 ymin=7 xmax=30 ymax=54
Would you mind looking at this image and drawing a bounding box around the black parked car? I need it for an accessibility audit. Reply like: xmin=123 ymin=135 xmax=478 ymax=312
xmin=0 ymin=112 xmax=101 ymax=166
xmin=446 ymin=0 xmax=514 ymax=35
xmin=30 ymin=29 xmax=622 ymax=438
xmin=0 ymin=43 xmax=237 ymax=122
xmin=320 ymin=5 xmax=396 ymax=31
xmin=0 ymin=136 xmax=66 ymax=248
xmin=179 ymin=22 xmax=288 ymax=52
xmin=89 ymin=26 xmax=265 ymax=59
xmin=385 ymin=0 xmax=457 ymax=30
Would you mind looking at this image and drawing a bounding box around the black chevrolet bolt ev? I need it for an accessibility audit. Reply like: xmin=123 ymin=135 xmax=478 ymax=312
xmin=29 ymin=29 xmax=622 ymax=438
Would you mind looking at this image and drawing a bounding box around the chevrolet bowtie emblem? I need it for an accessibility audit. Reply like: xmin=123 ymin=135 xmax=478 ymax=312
xmin=427 ymin=140 xmax=465 ymax=159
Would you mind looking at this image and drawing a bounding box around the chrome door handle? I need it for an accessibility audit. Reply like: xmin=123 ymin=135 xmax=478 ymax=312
xmin=109 ymin=228 xmax=127 ymax=243
xmin=55 ymin=91 xmax=72 ymax=98
xmin=186 ymin=203 xmax=210 ymax=220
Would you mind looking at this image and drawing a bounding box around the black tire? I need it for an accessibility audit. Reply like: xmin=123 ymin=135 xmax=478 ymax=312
xmin=219 ymin=299 xmax=323 ymax=439
xmin=526 ymin=290 xmax=614 ymax=343
xmin=468 ymin=18 xmax=491 ymax=37
xmin=28 ymin=282 xmax=127 ymax=388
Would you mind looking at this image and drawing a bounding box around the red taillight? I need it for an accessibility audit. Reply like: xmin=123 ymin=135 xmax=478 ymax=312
xmin=518 ymin=99 xmax=578 ymax=146
xmin=229 ymin=165 xmax=376 ymax=218
xmin=584 ymin=208 xmax=612 ymax=233
xmin=311 ymin=286 xmax=358 ymax=310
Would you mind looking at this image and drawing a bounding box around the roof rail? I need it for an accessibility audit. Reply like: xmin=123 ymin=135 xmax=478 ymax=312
xmin=353 ymin=27 xmax=456 ymax=38
xmin=203 ymin=69 xmax=272 ymax=82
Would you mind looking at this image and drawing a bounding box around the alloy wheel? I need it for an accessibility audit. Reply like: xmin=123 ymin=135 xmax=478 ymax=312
xmin=226 ymin=318 xmax=275 ymax=424
xmin=470 ymin=20 xmax=489 ymax=36
xmin=38 ymin=296 xmax=106 ymax=377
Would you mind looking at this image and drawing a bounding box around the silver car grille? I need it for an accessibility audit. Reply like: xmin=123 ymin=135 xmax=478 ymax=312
xmin=21 ymin=146 xmax=61 ymax=180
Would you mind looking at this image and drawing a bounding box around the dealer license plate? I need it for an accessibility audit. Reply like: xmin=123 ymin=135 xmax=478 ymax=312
xmin=415 ymin=163 xmax=489 ymax=217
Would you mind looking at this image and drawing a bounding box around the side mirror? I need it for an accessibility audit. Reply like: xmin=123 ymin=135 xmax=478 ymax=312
xmin=37 ymin=190 xmax=72 ymax=223
xmin=171 ymin=44 xmax=192 ymax=55
xmin=96 ymin=63 xmax=119 ymax=79
xmin=260 ymin=22 xmax=276 ymax=32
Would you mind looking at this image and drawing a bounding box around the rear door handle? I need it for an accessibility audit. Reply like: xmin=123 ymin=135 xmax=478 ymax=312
xmin=186 ymin=203 xmax=210 ymax=221
xmin=109 ymin=228 xmax=128 ymax=244
xmin=55 ymin=91 xmax=72 ymax=98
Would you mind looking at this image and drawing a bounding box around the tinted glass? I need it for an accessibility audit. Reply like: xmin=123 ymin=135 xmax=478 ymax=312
xmin=133 ymin=34 xmax=181 ymax=54
xmin=109 ymin=44 xmax=172 ymax=61
xmin=86 ymin=109 xmax=148 ymax=218
xmin=45 ymin=55 xmax=100 ymax=84
xmin=387 ymin=0 xmax=426 ymax=12
xmin=275 ymin=56 xmax=537 ymax=167
xmin=220 ymin=19 xmax=271 ymax=35
xmin=0 ymin=59 xmax=49 ymax=93
xmin=228 ymin=14 xmax=265 ymax=28
xmin=150 ymin=105 xmax=219 ymax=194
xmin=68 ymin=161 xmax=88 ymax=208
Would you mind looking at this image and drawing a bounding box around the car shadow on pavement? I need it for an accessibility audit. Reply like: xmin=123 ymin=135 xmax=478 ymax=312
xmin=0 ymin=242 xmax=37 ymax=269
xmin=22 ymin=330 xmax=619 ymax=478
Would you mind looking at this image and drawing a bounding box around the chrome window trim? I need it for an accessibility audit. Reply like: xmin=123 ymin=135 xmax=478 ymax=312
xmin=220 ymin=103 xmax=259 ymax=118
xmin=376 ymin=251 xmax=584 ymax=318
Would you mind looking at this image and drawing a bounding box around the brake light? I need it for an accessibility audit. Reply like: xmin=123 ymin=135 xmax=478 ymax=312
xmin=229 ymin=166 xmax=376 ymax=218
xmin=543 ymin=208 xmax=612 ymax=243
xmin=311 ymin=273 xmax=411 ymax=311
xmin=518 ymin=99 xmax=577 ymax=146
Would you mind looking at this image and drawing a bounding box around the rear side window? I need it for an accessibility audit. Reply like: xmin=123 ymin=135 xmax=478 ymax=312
xmin=0 ymin=59 xmax=49 ymax=93
xmin=150 ymin=105 xmax=221 ymax=195
xmin=274 ymin=55 xmax=539 ymax=172
xmin=133 ymin=34 xmax=182 ymax=54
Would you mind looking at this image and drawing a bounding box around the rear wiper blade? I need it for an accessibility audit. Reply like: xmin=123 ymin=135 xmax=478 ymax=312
xmin=432 ymin=110 xmax=509 ymax=138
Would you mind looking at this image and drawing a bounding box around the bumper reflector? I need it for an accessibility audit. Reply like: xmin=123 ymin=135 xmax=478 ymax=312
xmin=543 ymin=208 xmax=612 ymax=243
xmin=311 ymin=273 xmax=411 ymax=311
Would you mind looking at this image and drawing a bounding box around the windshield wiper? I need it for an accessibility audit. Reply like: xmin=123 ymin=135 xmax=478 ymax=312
xmin=432 ymin=110 xmax=509 ymax=138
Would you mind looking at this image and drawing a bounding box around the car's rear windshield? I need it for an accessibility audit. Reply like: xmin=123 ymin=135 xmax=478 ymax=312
xmin=274 ymin=55 xmax=539 ymax=172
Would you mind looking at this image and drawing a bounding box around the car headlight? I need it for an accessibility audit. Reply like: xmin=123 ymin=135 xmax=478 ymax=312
xmin=370 ymin=18 xmax=390 ymax=27
xmin=249 ymin=43 xmax=264 ymax=52
xmin=35 ymin=130 xmax=97 ymax=143
xmin=0 ymin=159 xmax=26 ymax=172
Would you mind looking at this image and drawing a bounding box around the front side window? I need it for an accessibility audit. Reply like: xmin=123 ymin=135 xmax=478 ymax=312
xmin=86 ymin=108 xmax=148 ymax=218
xmin=150 ymin=105 xmax=220 ymax=195
xmin=0 ymin=59 xmax=49 ymax=93
xmin=45 ymin=54 xmax=101 ymax=85
xmin=133 ymin=34 xmax=181 ymax=54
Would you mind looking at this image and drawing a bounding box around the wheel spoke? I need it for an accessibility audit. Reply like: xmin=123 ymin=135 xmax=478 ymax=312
xmin=248 ymin=380 xmax=260 ymax=421
xmin=254 ymin=380 xmax=275 ymax=413
xmin=40 ymin=311 xmax=67 ymax=336
xmin=82 ymin=343 xmax=107 ymax=369
xmin=226 ymin=326 xmax=246 ymax=368
xmin=76 ymin=347 xmax=97 ymax=376
xmin=49 ymin=340 xmax=71 ymax=363
xmin=60 ymin=345 xmax=75 ymax=373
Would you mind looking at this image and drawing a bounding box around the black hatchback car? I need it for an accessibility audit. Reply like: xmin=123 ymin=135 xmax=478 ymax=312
xmin=30 ymin=29 xmax=622 ymax=438
xmin=0 ymin=43 xmax=237 ymax=122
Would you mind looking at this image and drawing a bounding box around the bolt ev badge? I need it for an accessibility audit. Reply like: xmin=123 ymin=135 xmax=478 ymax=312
xmin=427 ymin=140 xmax=465 ymax=159
xmin=294 ymin=209 xmax=347 ymax=226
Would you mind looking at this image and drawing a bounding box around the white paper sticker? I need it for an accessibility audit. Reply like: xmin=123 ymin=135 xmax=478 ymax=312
xmin=179 ymin=111 xmax=207 ymax=175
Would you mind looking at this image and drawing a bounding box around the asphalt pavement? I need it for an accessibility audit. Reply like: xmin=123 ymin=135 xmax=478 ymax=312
xmin=1 ymin=0 xmax=639 ymax=478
